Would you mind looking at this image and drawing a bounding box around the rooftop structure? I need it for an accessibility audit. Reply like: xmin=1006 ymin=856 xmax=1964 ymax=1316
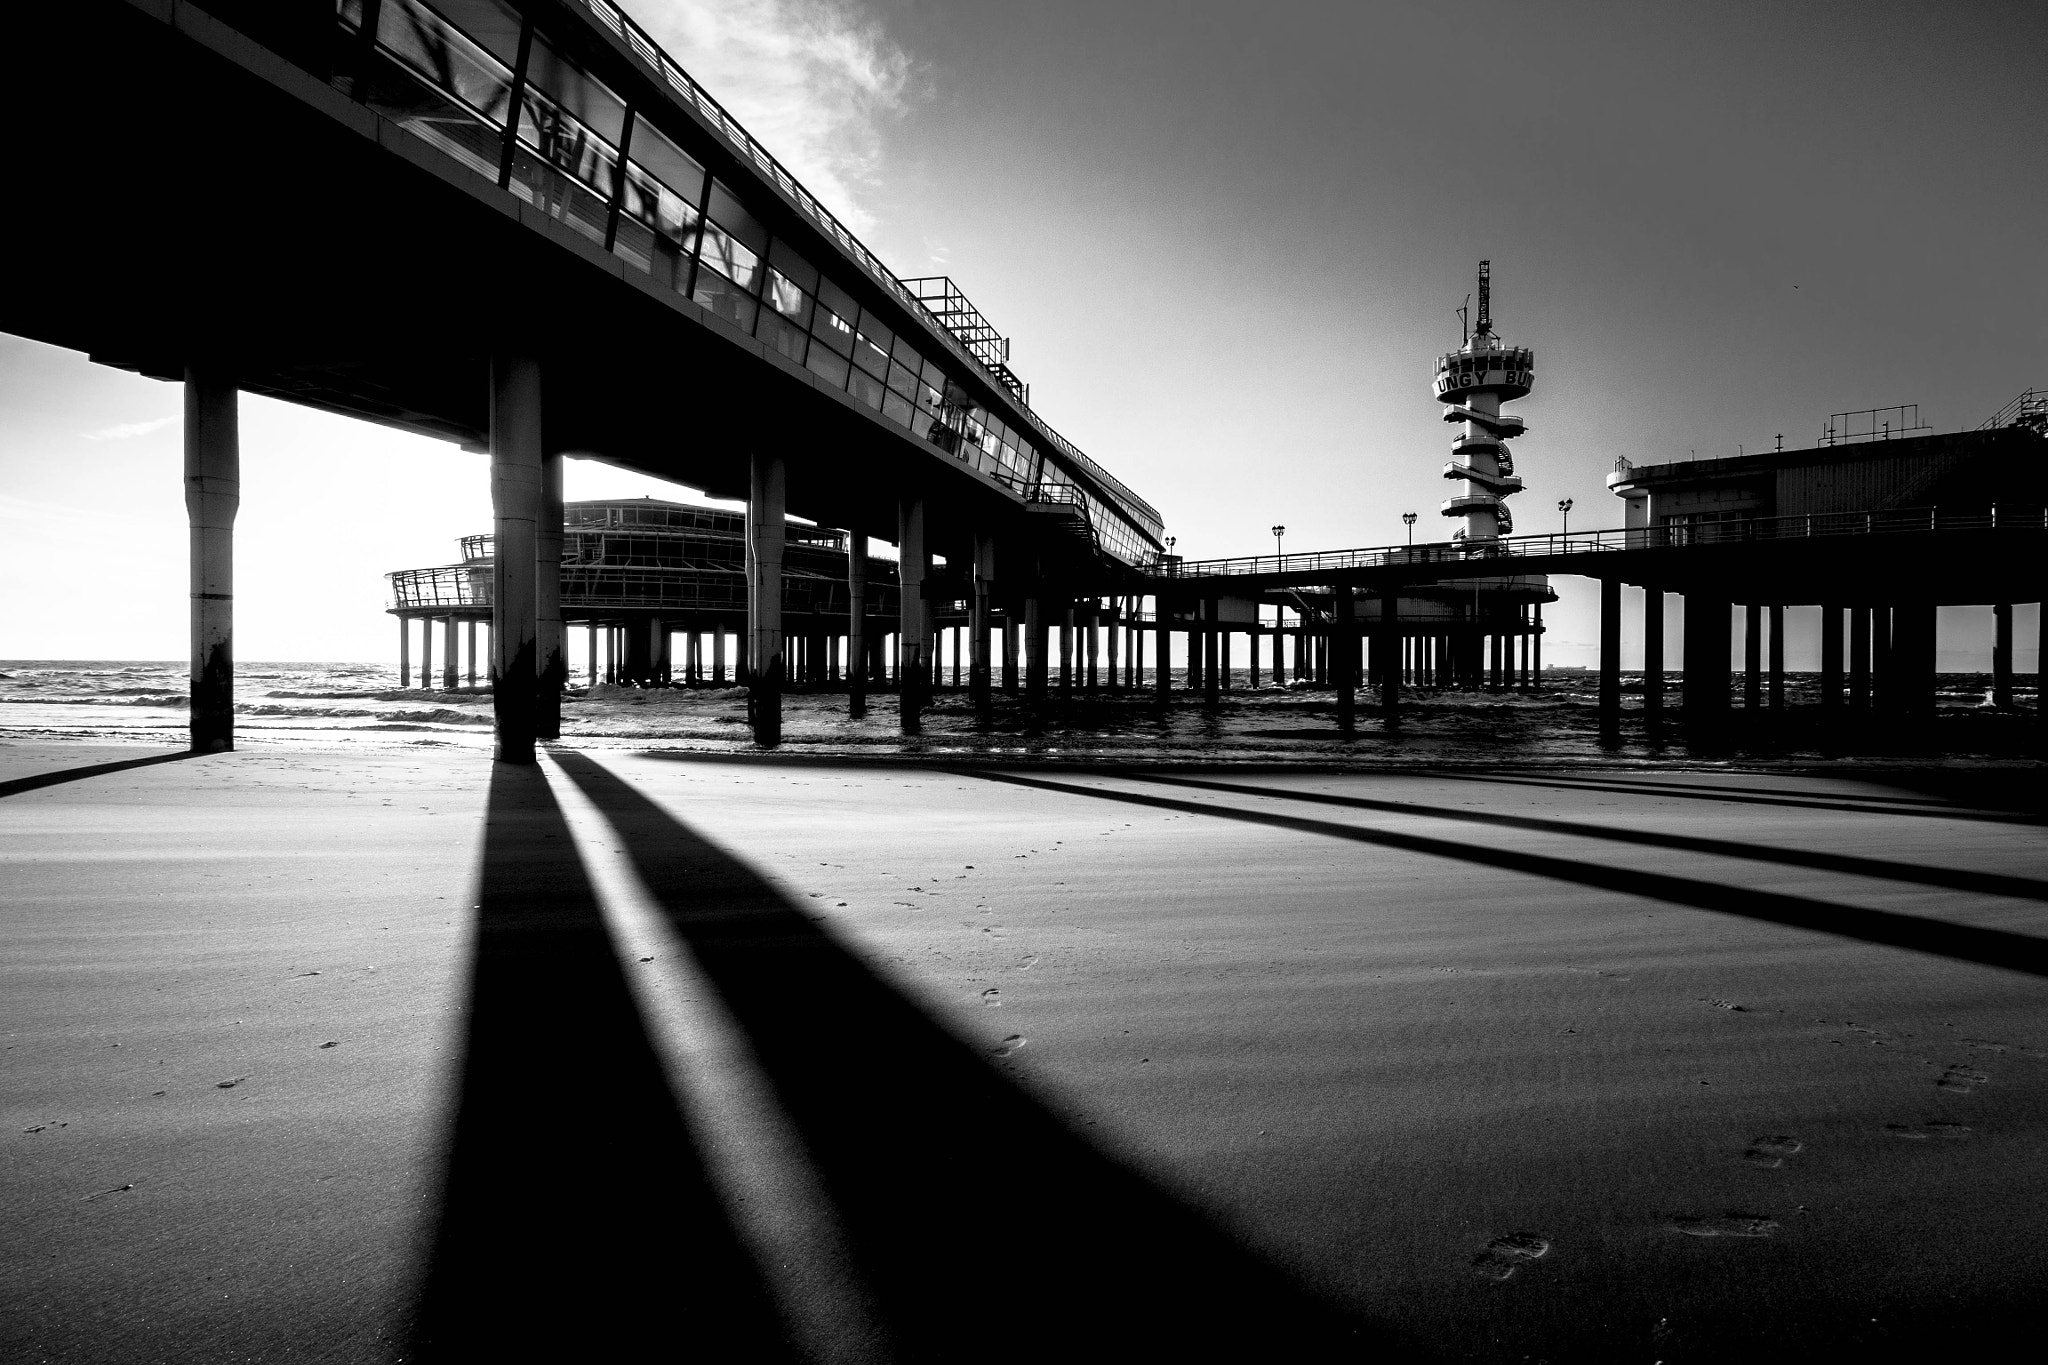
xmin=1607 ymin=389 xmax=2048 ymax=537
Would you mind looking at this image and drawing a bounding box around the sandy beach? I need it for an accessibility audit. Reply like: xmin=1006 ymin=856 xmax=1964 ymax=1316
xmin=4 ymin=736 xmax=2046 ymax=1361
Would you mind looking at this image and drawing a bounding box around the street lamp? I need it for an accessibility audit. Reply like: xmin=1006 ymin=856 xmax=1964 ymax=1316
xmin=1402 ymin=511 xmax=1417 ymax=545
xmin=1271 ymin=524 xmax=1285 ymax=558
xmin=1557 ymin=497 xmax=1574 ymax=536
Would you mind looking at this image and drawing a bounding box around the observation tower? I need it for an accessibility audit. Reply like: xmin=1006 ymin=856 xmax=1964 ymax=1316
xmin=1434 ymin=261 xmax=1534 ymax=540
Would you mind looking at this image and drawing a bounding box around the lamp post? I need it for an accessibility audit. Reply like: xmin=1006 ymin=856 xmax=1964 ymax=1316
xmin=1271 ymin=524 xmax=1285 ymax=559
xmin=1402 ymin=511 xmax=1417 ymax=545
xmin=1557 ymin=497 xmax=1573 ymax=537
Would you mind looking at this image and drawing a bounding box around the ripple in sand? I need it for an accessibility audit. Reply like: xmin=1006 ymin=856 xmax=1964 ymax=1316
xmin=1743 ymin=1135 xmax=1804 ymax=1168
xmin=1471 ymin=1232 xmax=1551 ymax=1280
xmin=1670 ymin=1213 xmax=1778 ymax=1238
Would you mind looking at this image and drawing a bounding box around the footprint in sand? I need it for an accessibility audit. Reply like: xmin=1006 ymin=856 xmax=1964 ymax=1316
xmin=1936 ymin=1064 xmax=1989 ymax=1092
xmin=1670 ymin=1213 xmax=1778 ymax=1238
xmin=1015 ymin=954 xmax=1039 ymax=971
xmin=1470 ymin=1232 xmax=1551 ymax=1280
xmin=1567 ymin=966 xmax=1629 ymax=980
xmin=1743 ymin=1136 xmax=1804 ymax=1168
xmin=989 ymin=1035 xmax=1026 ymax=1057
xmin=981 ymin=988 xmax=1001 ymax=1007
xmin=1887 ymin=1121 xmax=1971 ymax=1141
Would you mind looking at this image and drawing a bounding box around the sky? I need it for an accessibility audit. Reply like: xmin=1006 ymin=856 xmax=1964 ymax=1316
xmin=3 ymin=0 xmax=2043 ymax=664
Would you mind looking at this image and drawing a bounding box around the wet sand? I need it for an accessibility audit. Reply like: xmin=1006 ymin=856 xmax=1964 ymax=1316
xmin=4 ymin=739 xmax=2046 ymax=1361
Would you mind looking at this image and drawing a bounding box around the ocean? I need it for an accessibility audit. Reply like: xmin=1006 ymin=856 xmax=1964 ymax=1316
xmin=1 ymin=660 xmax=2033 ymax=767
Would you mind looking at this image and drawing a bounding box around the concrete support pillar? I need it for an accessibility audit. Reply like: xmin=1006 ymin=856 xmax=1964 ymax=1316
xmin=897 ymin=495 xmax=927 ymax=733
xmin=1993 ymin=602 xmax=2014 ymax=708
xmin=1859 ymin=609 xmax=1875 ymax=716
xmin=1533 ymin=603 xmax=1544 ymax=686
xmin=1768 ymin=604 xmax=1785 ymax=710
xmin=1059 ymin=609 xmax=1074 ymax=694
xmin=1333 ymin=585 xmax=1356 ymax=732
xmin=1378 ymin=583 xmax=1401 ymax=721
xmin=1743 ymin=603 xmax=1763 ymax=710
xmin=1025 ymin=595 xmax=1048 ymax=702
xmin=970 ymin=534 xmax=994 ymax=709
xmin=1642 ymin=588 xmax=1663 ymax=720
xmin=489 ymin=356 xmax=542 ymax=763
xmin=1894 ymin=600 xmax=1937 ymax=720
xmin=1154 ymin=596 xmax=1172 ymax=703
xmin=1686 ymin=593 xmax=1732 ymax=731
xmin=442 ymin=616 xmax=459 ymax=691
xmin=536 ymin=451 xmax=564 ymax=739
xmin=1003 ymin=618 xmax=1020 ymax=693
xmin=1204 ymin=600 xmax=1222 ymax=706
xmin=748 ymin=453 xmax=787 ymax=745
xmin=1106 ymin=599 xmax=1120 ymax=690
xmin=1872 ymin=608 xmax=1893 ymax=713
xmin=846 ymin=532 xmax=868 ymax=718
xmin=419 ymin=610 xmax=434 ymax=689
xmin=1819 ymin=602 xmax=1844 ymax=714
xmin=1273 ymin=611 xmax=1287 ymax=686
xmin=712 ymin=627 xmax=726 ymax=685
xmin=1598 ymin=577 xmax=1622 ymax=729
xmin=398 ymin=617 xmax=410 ymax=689
xmin=184 ymin=369 xmax=239 ymax=753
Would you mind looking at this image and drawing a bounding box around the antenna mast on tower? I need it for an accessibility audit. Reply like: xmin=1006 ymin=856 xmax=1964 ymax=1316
xmin=1475 ymin=259 xmax=1491 ymax=336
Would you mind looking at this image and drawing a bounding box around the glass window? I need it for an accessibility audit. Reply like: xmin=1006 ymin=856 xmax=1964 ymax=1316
xmin=705 ymin=181 xmax=765 ymax=252
xmin=890 ymin=331 xmax=926 ymax=366
xmin=806 ymin=345 xmax=850 ymax=388
xmin=768 ymin=240 xmax=818 ymax=294
xmin=851 ymin=325 xmax=889 ymax=379
xmin=619 ymin=167 xmax=699 ymax=245
xmin=764 ymin=270 xmax=813 ymax=325
xmin=811 ymin=306 xmax=855 ymax=356
xmin=692 ymin=270 xmax=758 ymax=332
xmin=848 ymin=367 xmax=886 ymax=412
xmin=886 ymin=358 xmax=920 ymax=399
xmin=756 ymin=309 xmax=806 ymax=365
xmin=882 ymin=391 xmax=914 ymax=428
xmin=428 ymin=0 xmax=524 ymax=63
xmin=817 ymin=277 xmax=859 ymax=327
xmin=525 ymin=35 xmax=626 ymax=145
xmin=856 ymin=311 xmax=894 ymax=360
xmin=628 ymin=122 xmax=705 ymax=206
xmin=697 ymin=220 xmax=762 ymax=292
xmin=373 ymin=1 xmax=516 ymax=135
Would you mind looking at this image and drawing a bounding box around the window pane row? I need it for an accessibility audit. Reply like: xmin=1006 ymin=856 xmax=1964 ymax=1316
xmin=347 ymin=0 xmax=1161 ymax=564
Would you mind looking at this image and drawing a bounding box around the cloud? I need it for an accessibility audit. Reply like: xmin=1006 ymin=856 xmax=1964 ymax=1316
xmin=630 ymin=0 xmax=916 ymax=236
xmin=82 ymin=416 xmax=177 ymax=442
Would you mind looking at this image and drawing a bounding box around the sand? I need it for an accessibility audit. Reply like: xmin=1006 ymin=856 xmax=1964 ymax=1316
xmin=4 ymin=738 xmax=2045 ymax=1361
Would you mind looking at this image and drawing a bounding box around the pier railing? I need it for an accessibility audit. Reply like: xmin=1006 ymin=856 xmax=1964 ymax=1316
xmin=1161 ymin=505 xmax=2048 ymax=582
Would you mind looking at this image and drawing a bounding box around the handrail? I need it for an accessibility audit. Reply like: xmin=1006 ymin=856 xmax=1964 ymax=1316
xmin=1159 ymin=505 xmax=2048 ymax=581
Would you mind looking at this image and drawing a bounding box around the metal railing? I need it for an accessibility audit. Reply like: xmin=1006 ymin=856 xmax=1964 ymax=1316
xmin=1979 ymin=387 xmax=2046 ymax=434
xmin=1160 ymin=506 xmax=2048 ymax=581
xmin=562 ymin=0 xmax=1164 ymax=542
xmin=390 ymin=563 xmax=898 ymax=614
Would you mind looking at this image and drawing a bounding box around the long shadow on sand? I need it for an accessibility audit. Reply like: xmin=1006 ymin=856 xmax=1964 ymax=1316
xmin=0 ymin=749 xmax=199 ymax=799
xmin=410 ymin=762 xmax=798 ymax=1360
xmin=1131 ymin=773 xmax=2048 ymax=903
xmin=967 ymin=770 xmax=2048 ymax=980
xmin=1434 ymin=769 xmax=2048 ymax=826
xmin=547 ymin=749 xmax=1409 ymax=1360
